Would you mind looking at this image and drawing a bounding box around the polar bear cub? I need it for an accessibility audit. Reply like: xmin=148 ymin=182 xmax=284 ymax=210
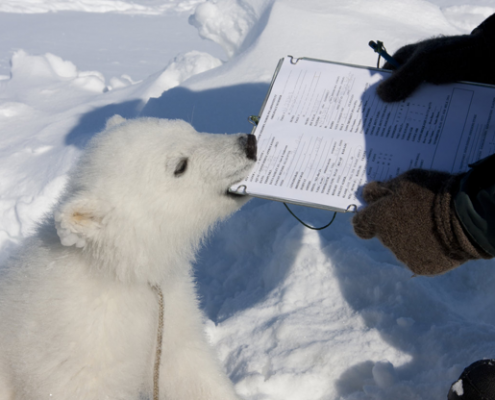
xmin=0 ymin=116 xmax=257 ymax=400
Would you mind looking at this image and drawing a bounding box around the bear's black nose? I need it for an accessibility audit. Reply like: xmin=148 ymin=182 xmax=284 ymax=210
xmin=245 ymin=134 xmax=257 ymax=161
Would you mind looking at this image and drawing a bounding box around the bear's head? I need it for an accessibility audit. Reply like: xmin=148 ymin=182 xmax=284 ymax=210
xmin=54 ymin=116 xmax=257 ymax=283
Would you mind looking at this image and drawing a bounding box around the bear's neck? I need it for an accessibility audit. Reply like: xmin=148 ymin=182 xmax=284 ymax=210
xmin=86 ymin=221 xmax=207 ymax=286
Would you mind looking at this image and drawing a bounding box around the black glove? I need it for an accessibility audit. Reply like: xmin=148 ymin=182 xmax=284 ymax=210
xmin=377 ymin=13 xmax=495 ymax=102
xmin=352 ymin=169 xmax=492 ymax=275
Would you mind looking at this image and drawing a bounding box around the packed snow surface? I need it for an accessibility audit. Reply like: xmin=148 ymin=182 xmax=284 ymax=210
xmin=0 ymin=0 xmax=204 ymax=14
xmin=1 ymin=1 xmax=495 ymax=399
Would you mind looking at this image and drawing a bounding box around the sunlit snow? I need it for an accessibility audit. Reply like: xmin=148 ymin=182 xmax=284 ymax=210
xmin=1 ymin=1 xmax=495 ymax=399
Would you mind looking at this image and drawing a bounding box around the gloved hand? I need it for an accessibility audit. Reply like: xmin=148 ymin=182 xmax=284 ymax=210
xmin=352 ymin=169 xmax=491 ymax=275
xmin=377 ymin=13 xmax=495 ymax=102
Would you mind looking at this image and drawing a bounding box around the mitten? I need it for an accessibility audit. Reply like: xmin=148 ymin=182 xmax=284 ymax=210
xmin=352 ymin=169 xmax=491 ymax=275
xmin=377 ymin=13 xmax=495 ymax=102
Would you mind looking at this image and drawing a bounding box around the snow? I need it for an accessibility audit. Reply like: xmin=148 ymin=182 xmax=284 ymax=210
xmin=142 ymin=50 xmax=223 ymax=98
xmin=0 ymin=11 xmax=227 ymax=81
xmin=0 ymin=0 xmax=204 ymax=14
xmin=1 ymin=0 xmax=495 ymax=399
xmin=189 ymin=0 xmax=266 ymax=58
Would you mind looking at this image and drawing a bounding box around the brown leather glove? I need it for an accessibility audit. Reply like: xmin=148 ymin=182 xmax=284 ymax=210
xmin=352 ymin=169 xmax=492 ymax=275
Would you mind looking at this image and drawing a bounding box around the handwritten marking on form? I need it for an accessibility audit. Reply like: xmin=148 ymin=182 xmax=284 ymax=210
xmin=242 ymin=58 xmax=495 ymax=211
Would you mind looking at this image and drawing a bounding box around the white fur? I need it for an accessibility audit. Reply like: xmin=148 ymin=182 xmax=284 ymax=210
xmin=0 ymin=117 xmax=255 ymax=400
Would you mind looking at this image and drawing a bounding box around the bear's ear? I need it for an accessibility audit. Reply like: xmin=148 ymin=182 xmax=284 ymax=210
xmin=54 ymin=196 xmax=110 ymax=248
xmin=105 ymin=114 xmax=126 ymax=129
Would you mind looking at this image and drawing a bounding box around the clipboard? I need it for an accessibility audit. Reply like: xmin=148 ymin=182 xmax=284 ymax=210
xmin=230 ymin=56 xmax=495 ymax=213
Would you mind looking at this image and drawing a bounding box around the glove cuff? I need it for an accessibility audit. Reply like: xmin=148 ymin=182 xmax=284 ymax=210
xmin=454 ymin=153 xmax=495 ymax=257
xmin=434 ymin=174 xmax=492 ymax=261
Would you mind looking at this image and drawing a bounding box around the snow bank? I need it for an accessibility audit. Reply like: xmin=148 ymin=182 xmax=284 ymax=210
xmin=442 ymin=5 xmax=495 ymax=31
xmin=140 ymin=51 xmax=223 ymax=99
xmin=189 ymin=0 xmax=271 ymax=58
xmin=0 ymin=0 xmax=205 ymax=14
xmin=10 ymin=50 xmax=106 ymax=93
xmin=0 ymin=11 xmax=227 ymax=82
xmin=180 ymin=0 xmax=460 ymax=92
xmin=0 ymin=50 xmax=147 ymax=250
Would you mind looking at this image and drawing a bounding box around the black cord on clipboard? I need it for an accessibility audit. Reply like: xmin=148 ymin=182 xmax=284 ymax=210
xmin=284 ymin=203 xmax=337 ymax=230
xmin=248 ymin=115 xmax=337 ymax=231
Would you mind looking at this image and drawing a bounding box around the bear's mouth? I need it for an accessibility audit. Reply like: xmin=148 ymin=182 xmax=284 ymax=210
xmin=224 ymin=135 xmax=257 ymax=200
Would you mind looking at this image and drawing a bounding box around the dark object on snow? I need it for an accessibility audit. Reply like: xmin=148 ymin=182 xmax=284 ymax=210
xmin=376 ymin=13 xmax=495 ymax=102
xmin=352 ymin=169 xmax=492 ymax=275
xmin=448 ymin=359 xmax=495 ymax=400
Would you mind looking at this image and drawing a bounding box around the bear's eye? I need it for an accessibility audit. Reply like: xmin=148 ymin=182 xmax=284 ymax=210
xmin=174 ymin=158 xmax=188 ymax=177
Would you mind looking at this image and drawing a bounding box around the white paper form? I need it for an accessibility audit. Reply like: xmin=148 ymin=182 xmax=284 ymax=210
xmin=231 ymin=57 xmax=495 ymax=212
